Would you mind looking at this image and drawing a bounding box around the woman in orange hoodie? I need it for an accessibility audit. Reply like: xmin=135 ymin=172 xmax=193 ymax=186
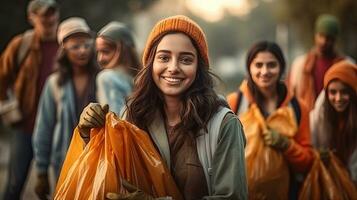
xmin=310 ymin=61 xmax=357 ymax=185
xmin=227 ymin=41 xmax=313 ymax=199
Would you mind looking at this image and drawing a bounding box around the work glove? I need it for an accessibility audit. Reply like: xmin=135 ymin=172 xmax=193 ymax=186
xmin=78 ymin=103 xmax=109 ymax=140
xmin=262 ymin=129 xmax=291 ymax=151
xmin=34 ymin=173 xmax=50 ymax=200
xmin=106 ymin=179 xmax=172 ymax=200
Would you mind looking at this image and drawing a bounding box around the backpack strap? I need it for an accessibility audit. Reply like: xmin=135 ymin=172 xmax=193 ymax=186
xmin=196 ymin=106 xmax=232 ymax=195
xmin=235 ymin=90 xmax=249 ymax=115
xmin=16 ymin=29 xmax=34 ymax=72
xmin=234 ymin=89 xmax=242 ymax=114
xmin=289 ymin=97 xmax=301 ymax=125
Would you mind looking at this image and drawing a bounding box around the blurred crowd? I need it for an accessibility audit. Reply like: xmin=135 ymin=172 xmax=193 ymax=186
xmin=0 ymin=0 xmax=356 ymax=199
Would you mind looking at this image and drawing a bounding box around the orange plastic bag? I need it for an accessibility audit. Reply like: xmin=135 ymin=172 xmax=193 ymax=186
xmin=299 ymin=151 xmax=357 ymax=200
xmin=54 ymin=112 xmax=183 ymax=200
xmin=240 ymin=104 xmax=297 ymax=200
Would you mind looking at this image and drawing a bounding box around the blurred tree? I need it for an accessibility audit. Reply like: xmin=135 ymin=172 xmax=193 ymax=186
xmin=188 ymin=1 xmax=276 ymax=62
xmin=0 ymin=0 xmax=157 ymax=51
xmin=0 ymin=0 xmax=28 ymax=51
xmin=275 ymin=0 xmax=357 ymax=60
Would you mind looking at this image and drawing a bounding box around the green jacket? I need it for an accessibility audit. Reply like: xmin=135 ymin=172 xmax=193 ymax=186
xmin=147 ymin=106 xmax=248 ymax=199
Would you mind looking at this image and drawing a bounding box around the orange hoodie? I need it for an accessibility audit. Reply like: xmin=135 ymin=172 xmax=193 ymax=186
xmin=227 ymin=80 xmax=313 ymax=173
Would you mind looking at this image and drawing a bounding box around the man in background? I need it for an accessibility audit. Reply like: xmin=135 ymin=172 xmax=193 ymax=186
xmin=0 ymin=0 xmax=59 ymax=199
xmin=288 ymin=14 xmax=353 ymax=111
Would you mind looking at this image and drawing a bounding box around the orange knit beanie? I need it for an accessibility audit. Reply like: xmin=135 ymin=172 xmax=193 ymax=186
xmin=324 ymin=61 xmax=357 ymax=93
xmin=142 ymin=15 xmax=209 ymax=68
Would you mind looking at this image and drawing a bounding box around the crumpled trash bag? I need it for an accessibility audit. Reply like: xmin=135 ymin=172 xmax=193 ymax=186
xmin=299 ymin=151 xmax=357 ymax=200
xmin=240 ymin=104 xmax=297 ymax=200
xmin=54 ymin=112 xmax=183 ymax=200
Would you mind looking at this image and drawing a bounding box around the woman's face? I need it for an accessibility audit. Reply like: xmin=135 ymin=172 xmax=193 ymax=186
xmin=96 ymin=37 xmax=119 ymax=69
xmin=327 ymin=80 xmax=351 ymax=112
xmin=63 ymin=34 xmax=93 ymax=68
xmin=152 ymin=33 xmax=198 ymax=99
xmin=249 ymin=51 xmax=280 ymax=90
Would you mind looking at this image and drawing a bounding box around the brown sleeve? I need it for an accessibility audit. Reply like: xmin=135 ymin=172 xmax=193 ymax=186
xmin=0 ymin=34 xmax=22 ymax=100
xmin=283 ymin=100 xmax=314 ymax=173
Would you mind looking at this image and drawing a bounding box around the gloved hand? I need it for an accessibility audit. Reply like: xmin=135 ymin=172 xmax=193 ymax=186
xmin=78 ymin=103 xmax=109 ymax=140
xmin=262 ymin=129 xmax=291 ymax=151
xmin=106 ymin=179 xmax=156 ymax=200
xmin=34 ymin=173 xmax=50 ymax=200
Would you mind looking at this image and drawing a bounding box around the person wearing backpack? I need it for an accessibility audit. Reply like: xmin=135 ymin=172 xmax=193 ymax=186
xmin=32 ymin=17 xmax=99 ymax=199
xmin=0 ymin=0 xmax=59 ymax=199
xmin=77 ymin=15 xmax=248 ymax=199
xmin=226 ymin=41 xmax=313 ymax=199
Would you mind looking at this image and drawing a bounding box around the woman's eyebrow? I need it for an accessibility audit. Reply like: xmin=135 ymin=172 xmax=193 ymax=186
xmin=180 ymin=52 xmax=195 ymax=56
xmin=156 ymin=50 xmax=171 ymax=54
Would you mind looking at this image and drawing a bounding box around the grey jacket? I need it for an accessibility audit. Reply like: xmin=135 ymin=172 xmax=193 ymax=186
xmin=147 ymin=107 xmax=248 ymax=199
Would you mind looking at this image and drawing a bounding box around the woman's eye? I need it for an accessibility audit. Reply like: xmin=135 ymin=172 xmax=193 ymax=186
xmin=267 ymin=62 xmax=278 ymax=68
xmin=97 ymin=50 xmax=109 ymax=55
xmin=180 ymin=56 xmax=194 ymax=64
xmin=157 ymin=55 xmax=169 ymax=62
xmin=255 ymin=63 xmax=263 ymax=68
xmin=341 ymin=89 xmax=349 ymax=95
xmin=329 ymin=89 xmax=337 ymax=95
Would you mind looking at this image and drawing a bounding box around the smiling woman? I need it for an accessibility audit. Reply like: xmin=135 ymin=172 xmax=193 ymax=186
xmin=77 ymin=15 xmax=248 ymax=200
xmin=310 ymin=61 xmax=357 ymax=184
xmin=152 ymin=33 xmax=198 ymax=99
xmin=226 ymin=41 xmax=313 ymax=199
xmin=249 ymin=51 xmax=280 ymax=91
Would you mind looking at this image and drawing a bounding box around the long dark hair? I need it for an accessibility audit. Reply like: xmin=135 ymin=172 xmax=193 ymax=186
xmin=55 ymin=45 xmax=99 ymax=86
xmin=116 ymin=40 xmax=141 ymax=77
xmin=245 ymin=41 xmax=287 ymax=115
xmin=99 ymin=36 xmax=141 ymax=77
xmin=126 ymin=32 xmax=227 ymax=137
xmin=323 ymin=82 xmax=357 ymax=165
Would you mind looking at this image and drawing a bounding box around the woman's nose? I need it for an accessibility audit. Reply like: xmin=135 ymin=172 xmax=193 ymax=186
xmin=167 ymin=59 xmax=179 ymax=73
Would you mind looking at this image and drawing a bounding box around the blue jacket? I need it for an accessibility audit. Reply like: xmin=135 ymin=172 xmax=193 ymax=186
xmin=96 ymin=68 xmax=133 ymax=116
xmin=32 ymin=72 xmax=96 ymax=177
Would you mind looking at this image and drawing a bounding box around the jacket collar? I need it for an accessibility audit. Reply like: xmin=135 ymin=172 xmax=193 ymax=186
xmin=239 ymin=79 xmax=294 ymax=108
xmin=147 ymin=111 xmax=171 ymax=169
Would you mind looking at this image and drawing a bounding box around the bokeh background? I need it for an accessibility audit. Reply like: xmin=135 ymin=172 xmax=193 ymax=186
xmin=0 ymin=0 xmax=356 ymax=199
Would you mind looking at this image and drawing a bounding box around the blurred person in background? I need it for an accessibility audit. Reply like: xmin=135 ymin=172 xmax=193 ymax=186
xmin=0 ymin=0 xmax=59 ymax=199
xmin=288 ymin=14 xmax=354 ymax=112
xmin=78 ymin=15 xmax=248 ymax=199
xmin=96 ymin=21 xmax=141 ymax=116
xmin=227 ymin=41 xmax=313 ymax=199
xmin=32 ymin=17 xmax=99 ymax=200
xmin=310 ymin=61 xmax=357 ymax=185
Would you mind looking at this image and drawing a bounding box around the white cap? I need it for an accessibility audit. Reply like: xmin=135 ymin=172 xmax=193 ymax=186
xmin=57 ymin=17 xmax=91 ymax=44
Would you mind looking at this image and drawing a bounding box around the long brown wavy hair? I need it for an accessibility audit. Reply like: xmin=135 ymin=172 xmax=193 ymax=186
xmin=125 ymin=32 xmax=227 ymax=137
xmin=116 ymin=40 xmax=141 ymax=77
xmin=323 ymin=82 xmax=357 ymax=165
